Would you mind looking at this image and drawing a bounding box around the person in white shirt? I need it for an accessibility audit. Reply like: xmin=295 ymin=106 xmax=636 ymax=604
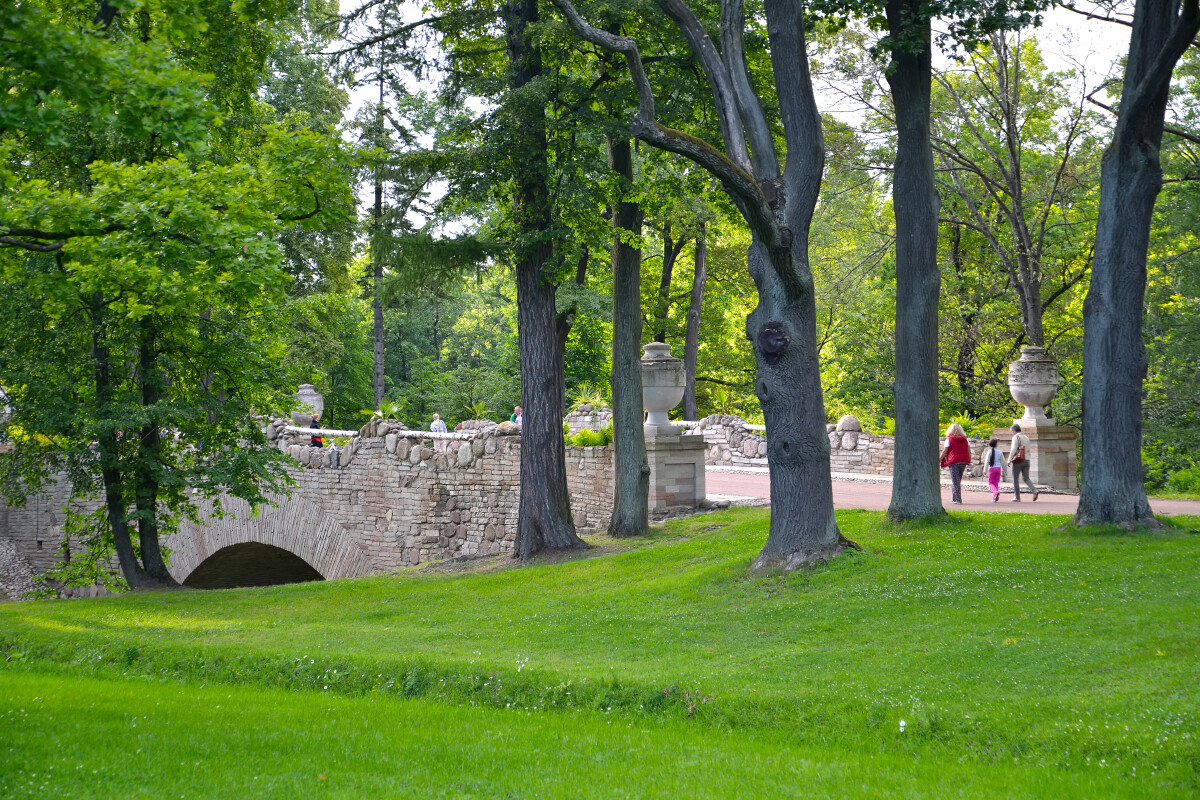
xmin=1007 ymin=424 xmax=1039 ymax=502
xmin=430 ymin=413 xmax=448 ymax=434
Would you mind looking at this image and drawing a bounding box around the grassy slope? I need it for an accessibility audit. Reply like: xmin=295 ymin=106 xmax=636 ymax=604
xmin=2 ymin=508 xmax=1198 ymax=796
xmin=0 ymin=671 xmax=1165 ymax=799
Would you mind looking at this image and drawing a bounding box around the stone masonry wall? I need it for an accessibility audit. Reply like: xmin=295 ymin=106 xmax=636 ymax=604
xmin=1 ymin=419 xmax=616 ymax=588
xmin=696 ymin=414 xmax=992 ymax=477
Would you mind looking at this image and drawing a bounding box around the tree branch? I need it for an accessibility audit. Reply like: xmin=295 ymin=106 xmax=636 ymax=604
xmin=721 ymin=0 xmax=779 ymax=179
xmin=548 ymin=0 xmax=778 ymax=249
xmin=654 ymin=0 xmax=753 ymax=173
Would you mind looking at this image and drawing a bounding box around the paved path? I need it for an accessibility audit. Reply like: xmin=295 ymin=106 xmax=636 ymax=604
xmin=706 ymin=467 xmax=1200 ymax=517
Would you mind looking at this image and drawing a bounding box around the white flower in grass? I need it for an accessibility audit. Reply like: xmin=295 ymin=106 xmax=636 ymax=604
xmin=899 ymin=719 xmax=907 ymax=733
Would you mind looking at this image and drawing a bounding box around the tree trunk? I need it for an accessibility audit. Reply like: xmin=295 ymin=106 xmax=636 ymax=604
xmin=607 ymin=137 xmax=649 ymax=537
xmin=372 ymin=73 xmax=386 ymax=411
xmin=1074 ymin=0 xmax=1199 ymax=527
xmin=747 ymin=238 xmax=846 ymax=569
xmin=652 ymin=225 xmax=681 ymax=344
xmin=683 ymin=223 xmax=706 ymax=421
xmin=133 ymin=318 xmax=177 ymax=586
xmin=885 ymin=0 xmax=944 ymax=520
xmin=91 ymin=305 xmax=149 ymax=588
xmin=509 ymin=0 xmax=584 ymax=558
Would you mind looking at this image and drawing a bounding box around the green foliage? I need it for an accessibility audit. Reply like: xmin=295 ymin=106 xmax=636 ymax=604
xmin=571 ymin=428 xmax=601 ymax=447
xmin=463 ymin=400 xmax=488 ymax=421
xmin=0 ymin=0 xmax=356 ymax=585
xmin=570 ymin=382 xmax=609 ymax=412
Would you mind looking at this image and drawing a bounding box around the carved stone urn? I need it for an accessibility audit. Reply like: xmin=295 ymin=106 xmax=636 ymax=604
xmin=1007 ymin=346 xmax=1060 ymax=423
xmin=641 ymin=342 xmax=685 ymax=433
xmin=292 ymin=384 xmax=325 ymax=427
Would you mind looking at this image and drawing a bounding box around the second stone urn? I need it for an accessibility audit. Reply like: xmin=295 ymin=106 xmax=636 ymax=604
xmin=292 ymin=384 xmax=325 ymax=427
xmin=1007 ymin=346 xmax=1060 ymax=422
xmin=641 ymin=342 xmax=685 ymax=433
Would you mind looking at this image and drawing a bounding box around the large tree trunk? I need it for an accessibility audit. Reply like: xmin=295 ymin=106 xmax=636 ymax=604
xmin=92 ymin=305 xmax=149 ymax=588
xmin=607 ymin=137 xmax=650 ymax=537
xmin=1075 ymin=0 xmax=1199 ymax=527
xmin=747 ymin=238 xmax=846 ymax=569
xmin=509 ymin=0 xmax=584 ymax=558
xmin=549 ymin=0 xmax=850 ymax=567
xmin=682 ymin=223 xmax=706 ymax=421
xmin=750 ymin=0 xmax=850 ymax=568
xmin=133 ymin=318 xmax=177 ymax=586
xmin=372 ymin=74 xmax=386 ymax=411
xmin=885 ymin=0 xmax=944 ymax=520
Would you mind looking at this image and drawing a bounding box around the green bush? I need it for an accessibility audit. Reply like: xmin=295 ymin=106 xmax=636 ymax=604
xmin=598 ymin=422 xmax=614 ymax=446
xmin=572 ymin=429 xmax=600 ymax=447
xmin=1166 ymin=465 xmax=1200 ymax=496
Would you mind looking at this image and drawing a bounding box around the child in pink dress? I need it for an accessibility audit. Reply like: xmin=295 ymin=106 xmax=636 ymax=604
xmin=985 ymin=438 xmax=1004 ymax=502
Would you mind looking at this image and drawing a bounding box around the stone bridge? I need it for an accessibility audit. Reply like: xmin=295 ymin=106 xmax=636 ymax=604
xmin=0 ymin=419 xmax=616 ymax=595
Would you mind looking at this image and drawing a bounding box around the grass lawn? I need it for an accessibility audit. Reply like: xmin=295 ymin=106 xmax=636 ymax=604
xmin=2 ymin=508 xmax=1198 ymax=797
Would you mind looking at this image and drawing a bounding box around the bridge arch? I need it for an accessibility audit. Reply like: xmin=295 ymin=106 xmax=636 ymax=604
xmin=168 ymin=494 xmax=379 ymax=587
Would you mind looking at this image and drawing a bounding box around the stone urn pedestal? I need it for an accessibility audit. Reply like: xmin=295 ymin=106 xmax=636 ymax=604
xmin=292 ymin=384 xmax=325 ymax=427
xmin=640 ymin=343 xmax=706 ymax=512
xmin=999 ymin=347 xmax=1077 ymax=490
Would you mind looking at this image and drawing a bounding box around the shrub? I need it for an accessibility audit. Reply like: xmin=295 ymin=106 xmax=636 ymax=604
xmin=598 ymin=422 xmax=614 ymax=446
xmin=573 ymin=429 xmax=600 ymax=447
xmin=1166 ymin=465 xmax=1200 ymax=496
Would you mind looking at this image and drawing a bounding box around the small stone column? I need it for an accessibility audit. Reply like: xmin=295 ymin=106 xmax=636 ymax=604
xmin=641 ymin=343 xmax=706 ymax=512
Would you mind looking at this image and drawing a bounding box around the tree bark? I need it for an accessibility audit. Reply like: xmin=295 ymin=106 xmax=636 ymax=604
xmin=372 ymin=72 xmax=386 ymax=411
xmin=1075 ymin=0 xmax=1200 ymax=527
xmin=551 ymin=0 xmax=850 ymax=567
xmin=607 ymin=137 xmax=650 ymax=537
xmin=133 ymin=317 xmax=177 ymax=586
xmin=509 ymin=0 xmax=585 ymax=558
xmin=91 ymin=304 xmax=149 ymax=588
xmin=885 ymin=0 xmax=945 ymax=520
xmin=652 ymin=224 xmax=684 ymax=344
xmin=683 ymin=223 xmax=707 ymax=421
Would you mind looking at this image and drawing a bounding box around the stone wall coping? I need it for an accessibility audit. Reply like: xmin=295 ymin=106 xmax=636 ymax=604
xmin=282 ymin=425 xmax=360 ymax=437
xmin=283 ymin=425 xmax=480 ymax=441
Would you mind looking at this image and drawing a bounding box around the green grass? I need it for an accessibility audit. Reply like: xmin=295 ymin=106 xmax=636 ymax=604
xmin=2 ymin=508 xmax=1199 ymax=796
xmin=0 ymin=670 xmax=1172 ymax=799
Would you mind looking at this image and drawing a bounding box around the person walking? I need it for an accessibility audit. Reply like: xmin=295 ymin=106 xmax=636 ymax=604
xmin=940 ymin=423 xmax=971 ymax=504
xmin=1007 ymin=424 xmax=1039 ymax=502
xmin=983 ymin=438 xmax=1005 ymax=502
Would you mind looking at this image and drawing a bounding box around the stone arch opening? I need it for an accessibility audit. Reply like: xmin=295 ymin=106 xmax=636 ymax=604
xmin=182 ymin=542 xmax=324 ymax=589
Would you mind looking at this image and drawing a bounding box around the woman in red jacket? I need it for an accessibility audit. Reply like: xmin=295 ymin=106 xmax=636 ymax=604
xmin=940 ymin=423 xmax=971 ymax=505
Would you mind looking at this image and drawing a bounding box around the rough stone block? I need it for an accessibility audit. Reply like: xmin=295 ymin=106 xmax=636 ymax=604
xmin=457 ymin=443 xmax=473 ymax=468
